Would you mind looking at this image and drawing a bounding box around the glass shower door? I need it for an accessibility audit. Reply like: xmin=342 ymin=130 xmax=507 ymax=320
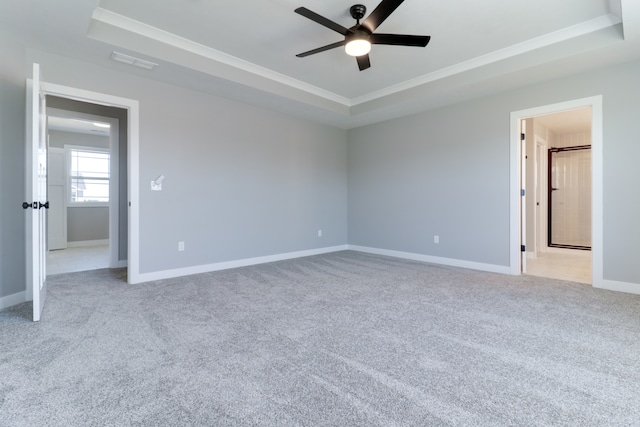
xmin=548 ymin=146 xmax=591 ymax=250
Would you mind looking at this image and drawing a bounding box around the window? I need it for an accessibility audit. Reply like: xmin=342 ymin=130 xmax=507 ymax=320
xmin=68 ymin=148 xmax=110 ymax=205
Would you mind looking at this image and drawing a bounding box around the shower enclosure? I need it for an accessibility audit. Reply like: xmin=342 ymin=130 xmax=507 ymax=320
xmin=548 ymin=145 xmax=591 ymax=250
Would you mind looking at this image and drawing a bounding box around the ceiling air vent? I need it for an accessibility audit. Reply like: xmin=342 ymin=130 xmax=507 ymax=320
xmin=110 ymin=51 xmax=158 ymax=70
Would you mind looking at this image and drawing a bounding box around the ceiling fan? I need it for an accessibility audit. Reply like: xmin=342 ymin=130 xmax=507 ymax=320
xmin=294 ymin=0 xmax=431 ymax=71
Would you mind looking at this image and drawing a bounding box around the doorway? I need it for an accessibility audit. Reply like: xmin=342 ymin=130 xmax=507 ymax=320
xmin=510 ymin=96 xmax=603 ymax=287
xmin=523 ymin=108 xmax=593 ymax=283
xmin=43 ymin=95 xmax=130 ymax=276
xmin=46 ymin=108 xmax=118 ymax=275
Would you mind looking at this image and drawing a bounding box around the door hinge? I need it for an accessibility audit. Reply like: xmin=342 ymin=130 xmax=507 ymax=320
xmin=521 ymin=133 xmax=525 ymax=141
xmin=521 ymin=189 xmax=525 ymax=196
xmin=521 ymin=245 xmax=526 ymax=252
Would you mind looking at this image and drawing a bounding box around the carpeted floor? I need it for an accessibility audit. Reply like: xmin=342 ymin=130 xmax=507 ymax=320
xmin=1 ymin=251 xmax=639 ymax=426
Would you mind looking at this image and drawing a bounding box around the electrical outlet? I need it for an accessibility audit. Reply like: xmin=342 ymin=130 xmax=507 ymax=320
xmin=178 ymin=241 xmax=185 ymax=251
xmin=318 ymin=229 xmax=322 ymax=237
xmin=434 ymin=235 xmax=439 ymax=244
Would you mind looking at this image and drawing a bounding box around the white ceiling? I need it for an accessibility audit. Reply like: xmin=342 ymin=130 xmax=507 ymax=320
xmin=535 ymin=108 xmax=592 ymax=134
xmin=48 ymin=116 xmax=111 ymax=136
xmin=2 ymin=0 xmax=640 ymax=128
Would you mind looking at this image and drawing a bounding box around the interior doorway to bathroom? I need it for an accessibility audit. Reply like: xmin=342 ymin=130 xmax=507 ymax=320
xmin=521 ymin=107 xmax=593 ymax=284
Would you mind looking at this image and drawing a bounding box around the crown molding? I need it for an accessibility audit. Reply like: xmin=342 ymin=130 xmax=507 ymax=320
xmin=91 ymin=7 xmax=351 ymax=106
xmin=91 ymin=8 xmax=623 ymax=113
xmin=351 ymin=14 xmax=622 ymax=105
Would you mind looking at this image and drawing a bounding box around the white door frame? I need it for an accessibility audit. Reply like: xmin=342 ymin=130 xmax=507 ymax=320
xmin=41 ymin=82 xmax=140 ymax=284
xmin=509 ymin=96 xmax=603 ymax=286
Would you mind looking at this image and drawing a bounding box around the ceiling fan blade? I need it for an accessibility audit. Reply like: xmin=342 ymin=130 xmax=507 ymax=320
xmin=294 ymin=7 xmax=351 ymax=36
xmin=356 ymin=54 xmax=371 ymax=71
xmin=370 ymin=33 xmax=431 ymax=47
xmin=296 ymin=41 xmax=346 ymax=58
xmin=361 ymin=0 xmax=405 ymax=33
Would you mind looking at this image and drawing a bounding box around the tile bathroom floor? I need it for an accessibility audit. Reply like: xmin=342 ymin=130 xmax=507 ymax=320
xmin=526 ymin=249 xmax=592 ymax=284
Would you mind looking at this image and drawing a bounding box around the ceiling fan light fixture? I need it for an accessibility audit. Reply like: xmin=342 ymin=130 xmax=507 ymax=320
xmin=345 ymin=38 xmax=371 ymax=56
xmin=295 ymin=1 xmax=430 ymax=70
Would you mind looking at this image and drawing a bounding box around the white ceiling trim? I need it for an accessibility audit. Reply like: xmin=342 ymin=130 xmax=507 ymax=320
xmin=621 ymin=0 xmax=640 ymax=39
xmin=91 ymin=7 xmax=351 ymax=106
xmin=351 ymin=14 xmax=622 ymax=105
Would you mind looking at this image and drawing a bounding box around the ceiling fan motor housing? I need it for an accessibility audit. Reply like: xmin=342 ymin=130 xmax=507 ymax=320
xmin=350 ymin=4 xmax=367 ymax=21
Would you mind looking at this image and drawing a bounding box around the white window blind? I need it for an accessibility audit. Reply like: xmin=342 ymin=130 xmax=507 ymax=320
xmin=69 ymin=149 xmax=110 ymax=204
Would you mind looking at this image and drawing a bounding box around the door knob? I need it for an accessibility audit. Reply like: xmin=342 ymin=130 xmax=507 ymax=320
xmin=38 ymin=201 xmax=49 ymax=209
xmin=22 ymin=202 xmax=37 ymax=209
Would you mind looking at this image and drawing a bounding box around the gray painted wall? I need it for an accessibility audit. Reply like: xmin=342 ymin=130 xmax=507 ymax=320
xmin=348 ymin=59 xmax=640 ymax=285
xmin=48 ymin=130 xmax=110 ymax=243
xmin=134 ymin=77 xmax=348 ymax=273
xmin=348 ymin=98 xmax=509 ymax=266
xmin=67 ymin=207 xmax=109 ymax=242
xmin=0 ymin=31 xmax=27 ymax=299
xmin=48 ymin=129 xmax=109 ymax=149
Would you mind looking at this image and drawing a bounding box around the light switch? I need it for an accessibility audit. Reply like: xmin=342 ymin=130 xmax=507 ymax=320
xmin=151 ymin=175 xmax=165 ymax=191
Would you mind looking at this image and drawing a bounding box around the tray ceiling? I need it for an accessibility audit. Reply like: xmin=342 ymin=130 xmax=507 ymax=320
xmin=2 ymin=0 xmax=640 ymax=127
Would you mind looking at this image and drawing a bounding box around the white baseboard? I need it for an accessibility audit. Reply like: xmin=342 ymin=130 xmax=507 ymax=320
xmin=594 ymin=279 xmax=640 ymax=295
xmin=347 ymin=245 xmax=512 ymax=275
xmin=0 ymin=291 xmax=26 ymax=311
xmin=133 ymin=245 xmax=349 ymax=284
xmin=67 ymin=239 xmax=109 ymax=248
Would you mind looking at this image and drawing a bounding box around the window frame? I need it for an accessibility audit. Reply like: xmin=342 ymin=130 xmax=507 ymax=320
xmin=65 ymin=145 xmax=111 ymax=207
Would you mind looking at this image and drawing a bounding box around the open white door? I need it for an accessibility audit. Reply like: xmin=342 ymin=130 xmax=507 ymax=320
xmin=520 ymin=120 xmax=527 ymax=273
xmin=25 ymin=63 xmax=48 ymax=322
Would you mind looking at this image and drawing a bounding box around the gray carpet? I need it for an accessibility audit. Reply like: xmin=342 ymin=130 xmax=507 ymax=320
xmin=1 ymin=251 xmax=639 ymax=426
